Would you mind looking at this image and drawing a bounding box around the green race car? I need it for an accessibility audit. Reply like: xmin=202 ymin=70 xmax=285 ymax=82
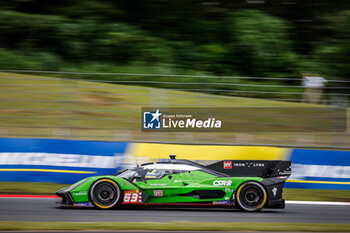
xmin=56 ymin=155 xmax=291 ymax=212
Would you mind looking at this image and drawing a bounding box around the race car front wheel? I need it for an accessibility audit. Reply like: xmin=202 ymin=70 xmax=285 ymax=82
xmin=90 ymin=179 xmax=121 ymax=209
xmin=236 ymin=181 xmax=267 ymax=212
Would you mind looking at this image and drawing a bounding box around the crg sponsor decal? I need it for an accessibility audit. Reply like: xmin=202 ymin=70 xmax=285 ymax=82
xmin=213 ymin=180 xmax=232 ymax=186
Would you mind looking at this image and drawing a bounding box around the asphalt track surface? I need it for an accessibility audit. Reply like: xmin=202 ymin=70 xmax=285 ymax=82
xmin=0 ymin=197 xmax=349 ymax=223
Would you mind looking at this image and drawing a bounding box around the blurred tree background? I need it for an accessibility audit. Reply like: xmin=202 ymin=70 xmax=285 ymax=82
xmin=0 ymin=0 xmax=349 ymax=85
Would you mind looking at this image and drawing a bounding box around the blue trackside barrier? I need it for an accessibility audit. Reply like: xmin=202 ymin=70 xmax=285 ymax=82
xmin=0 ymin=138 xmax=128 ymax=183
xmin=0 ymin=138 xmax=349 ymax=189
xmin=285 ymin=149 xmax=350 ymax=190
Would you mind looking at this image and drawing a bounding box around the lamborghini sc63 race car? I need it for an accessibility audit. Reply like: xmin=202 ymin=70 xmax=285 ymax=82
xmin=56 ymin=155 xmax=291 ymax=212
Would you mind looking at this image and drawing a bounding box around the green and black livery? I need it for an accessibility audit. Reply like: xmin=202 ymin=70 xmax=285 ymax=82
xmin=56 ymin=155 xmax=291 ymax=212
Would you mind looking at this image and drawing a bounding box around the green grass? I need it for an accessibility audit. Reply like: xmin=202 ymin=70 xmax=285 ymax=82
xmin=1 ymin=71 xmax=340 ymax=147
xmin=0 ymin=221 xmax=349 ymax=231
xmin=283 ymin=188 xmax=350 ymax=202
xmin=1 ymin=182 xmax=349 ymax=202
xmin=0 ymin=182 xmax=66 ymax=195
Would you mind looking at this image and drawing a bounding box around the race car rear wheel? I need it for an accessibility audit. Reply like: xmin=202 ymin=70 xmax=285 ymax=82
xmin=90 ymin=179 xmax=121 ymax=209
xmin=236 ymin=181 xmax=267 ymax=212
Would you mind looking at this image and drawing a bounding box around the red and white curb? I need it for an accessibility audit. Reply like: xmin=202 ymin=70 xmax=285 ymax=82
xmin=0 ymin=195 xmax=349 ymax=206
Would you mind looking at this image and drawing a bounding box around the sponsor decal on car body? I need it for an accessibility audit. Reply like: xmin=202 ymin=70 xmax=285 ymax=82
xmin=213 ymin=180 xmax=232 ymax=186
xmin=224 ymin=161 xmax=232 ymax=169
xmin=73 ymin=202 xmax=90 ymax=207
xmin=213 ymin=200 xmax=230 ymax=204
xmin=272 ymin=187 xmax=277 ymax=197
xmin=232 ymin=162 xmax=266 ymax=167
xmin=153 ymin=190 xmax=163 ymax=197
xmin=72 ymin=191 xmax=87 ymax=196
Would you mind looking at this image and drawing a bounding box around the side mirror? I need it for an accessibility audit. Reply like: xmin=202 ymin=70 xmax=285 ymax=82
xmin=168 ymin=175 xmax=173 ymax=179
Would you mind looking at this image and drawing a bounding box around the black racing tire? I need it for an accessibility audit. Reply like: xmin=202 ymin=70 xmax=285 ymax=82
xmin=90 ymin=179 xmax=121 ymax=209
xmin=235 ymin=181 xmax=267 ymax=212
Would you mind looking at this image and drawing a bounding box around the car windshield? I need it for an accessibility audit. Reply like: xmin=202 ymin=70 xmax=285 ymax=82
xmin=145 ymin=169 xmax=168 ymax=179
xmin=116 ymin=170 xmax=138 ymax=179
xmin=116 ymin=166 xmax=170 ymax=180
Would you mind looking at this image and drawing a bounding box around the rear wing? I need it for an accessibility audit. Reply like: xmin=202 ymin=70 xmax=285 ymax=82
xmin=205 ymin=160 xmax=291 ymax=178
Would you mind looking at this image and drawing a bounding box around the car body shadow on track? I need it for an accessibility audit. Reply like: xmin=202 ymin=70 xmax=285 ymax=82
xmin=55 ymin=205 xmax=284 ymax=213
